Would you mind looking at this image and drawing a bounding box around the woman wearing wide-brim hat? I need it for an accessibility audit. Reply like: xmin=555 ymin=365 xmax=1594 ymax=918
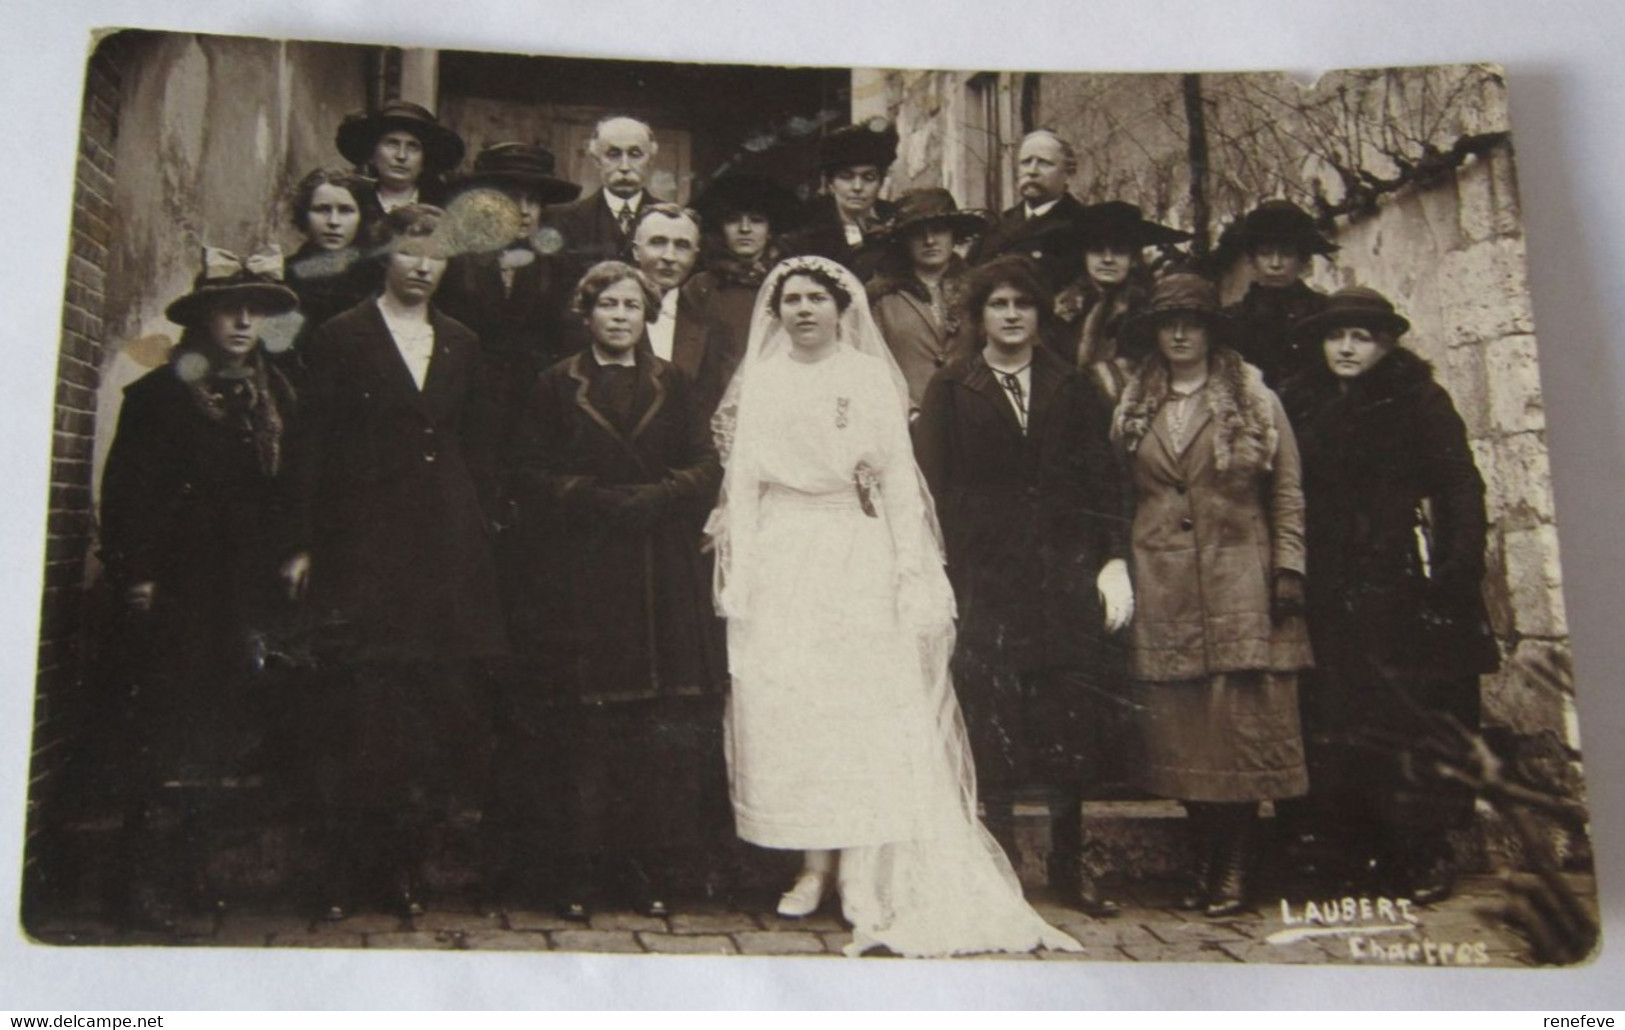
xmin=436 ymin=142 xmax=584 ymax=445
xmin=1279 ymin=286 xmax=1498 ymax=904
xmin=1053 ymin=201 xmax=1192 ymax=398
xmin=866 ymin=186 xmax=987 ymax=410
xmin=778 ymin=119 xmax=901 ymax=280
xmin=678 ymin=173 xmax=805 ymax=414
xmin=1217 ymin=199 xmax=1338 ymax=388
xmin=99 ymin=246 xmax=301 ymax=928
xmin=335 ymin=99 xmax=466 ymax=211
xmin=448 ymin=140 xmax=583 ymax=208
xmin=1111 ymin=272 xmax=1313 ymax=917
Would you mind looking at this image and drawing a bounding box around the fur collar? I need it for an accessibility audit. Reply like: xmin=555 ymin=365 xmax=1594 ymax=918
xmin=1113 ymin=346 xmax=1278 ymax=475
xmin=1054 ymin=267 xmax=1153 ymax=326
xmin=866 ymin=257 xmax=969 ymax=337
xmin=1281 ymin=344 xmax=1435 ymax=416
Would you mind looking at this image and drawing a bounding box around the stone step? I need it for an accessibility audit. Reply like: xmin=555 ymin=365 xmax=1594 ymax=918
xmin=31 ymin=790 xmax=1539 ymax=914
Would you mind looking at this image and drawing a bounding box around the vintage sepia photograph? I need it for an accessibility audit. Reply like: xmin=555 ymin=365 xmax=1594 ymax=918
xmin=14 ymin=27 xmax=1599 ymax=971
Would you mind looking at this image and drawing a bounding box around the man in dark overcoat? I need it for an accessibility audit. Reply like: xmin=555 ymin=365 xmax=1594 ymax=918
xmin=540 ymin=115 xmax=666 ymax=294
xmin=282 ymin=205 xmax=506 ymax=920
xmin=503 ymin=262 xmax=727 ymax=919
xmin=971 ymin=130 xmax=1089 ymax=292
xmin=913 ymin=256 xmax=1132 ymax=915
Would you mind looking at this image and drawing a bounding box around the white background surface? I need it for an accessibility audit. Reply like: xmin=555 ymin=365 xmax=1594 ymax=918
xmin=1 ymin=0 xmax=1622 ymax=1010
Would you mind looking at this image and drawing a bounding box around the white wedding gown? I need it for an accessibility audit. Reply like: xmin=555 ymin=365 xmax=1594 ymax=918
xmin=716 ymin=339 xmax=1082 ymax=958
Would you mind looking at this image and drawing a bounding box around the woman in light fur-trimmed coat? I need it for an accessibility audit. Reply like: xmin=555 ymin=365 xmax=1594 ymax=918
xmin=1110 ymin=273 xmax=1314 ymax=919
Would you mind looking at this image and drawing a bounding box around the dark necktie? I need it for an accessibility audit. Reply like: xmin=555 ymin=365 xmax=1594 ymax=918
xmin=995 ymin=369 xmax=1029 ymax=433
xmin=617 ymin=202 xmax=635 ymax=238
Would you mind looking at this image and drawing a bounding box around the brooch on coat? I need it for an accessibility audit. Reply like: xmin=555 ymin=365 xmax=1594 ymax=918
xmin=853 ymin=460 xmax=878 ymax=518
xmin=835 ymin=396 xmax=850 ymax=429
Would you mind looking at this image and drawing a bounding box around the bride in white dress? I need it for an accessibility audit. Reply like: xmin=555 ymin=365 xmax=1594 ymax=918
xmin=707 ymin=255 xmax=1082 ymax=957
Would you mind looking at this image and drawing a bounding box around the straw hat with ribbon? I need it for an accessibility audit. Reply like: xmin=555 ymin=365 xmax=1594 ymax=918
xmin=164 ymin=245 xmax=299 ymax=327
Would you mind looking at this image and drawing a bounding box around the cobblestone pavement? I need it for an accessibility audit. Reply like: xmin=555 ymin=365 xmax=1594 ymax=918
xmin=25 ymin=874 xmax=1587 ymax=967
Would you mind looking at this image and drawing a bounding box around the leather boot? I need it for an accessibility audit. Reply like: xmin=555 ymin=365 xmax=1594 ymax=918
xmin=1051 ymin=795 xmax=1119 ymax=917
xmin=1177 ymin=802 xmax=1217 ymax=910
xmin=1395 ymin=830 xmax=1457 ymax=906
xmin=1203 ymin=804 xmax=1255 ymax=918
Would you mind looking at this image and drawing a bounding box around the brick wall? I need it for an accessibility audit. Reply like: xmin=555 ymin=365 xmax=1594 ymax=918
xmin=24 ymin=32 xmax=129 ymax=907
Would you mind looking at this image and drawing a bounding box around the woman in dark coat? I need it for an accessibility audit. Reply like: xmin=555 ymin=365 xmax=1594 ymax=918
xmin=99 ymin=247 xmax=300 ymax=927
xmin=778 ymin=121 xmax=900 ymax=280
xmin=682 ymin=173 xmax=802 ymax=416
xmin=283 ymin=204 xmax=506 ymax=919
xmin=1279 ymin=286 xmax=1499 ymax=903
xmin=1217 ymin=200 xmax=1335 ymax=389
xmin=1050 ymin=201 xmax=1190 ymax=400
xmin=281 ymin=168 xmax=384 ymax=378
xmin=334 ymin=99 xmax=465 ymax=211
xmin=1111 ymin=273 xmax=1313 ymax=917
xmin=913 ymin=255 xmax=1133 ymax=915
xmin=507 ymin=261 xmax=726 ymax=920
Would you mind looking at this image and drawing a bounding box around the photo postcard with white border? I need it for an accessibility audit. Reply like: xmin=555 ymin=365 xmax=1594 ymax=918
xmin=14 ymin=26 xmax=1600 ymax=974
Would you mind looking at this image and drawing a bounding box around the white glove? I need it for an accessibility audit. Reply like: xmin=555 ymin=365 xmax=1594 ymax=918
xmin=1097 ymin=558 xmax=1134 ymax=633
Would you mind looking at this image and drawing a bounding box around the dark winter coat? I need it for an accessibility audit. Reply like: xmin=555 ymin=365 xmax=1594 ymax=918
xmin=508 ymin=349 xmax=725 ymax=707
xmin=286 ymin=300 xmax=507 ymax=661
xmin=1280 ymin=346 xmax=1500 ymax=678
xmin=971 ymin=192 xmax=1088 ymax=292
xmin=282 ymin=244 xmax=380 ymax=382
xmin=1223 ymin=280 xmax=1329 ymax=388
xmin=777 ymin=194 xmax=896 ymax=280
xmin=678 ymin=264 xmax=761 ymax=415
xmin=914 ymin=346 xmax=1128 ymax=672
xmin=540 ymin=187 xmax=657 ymax=289
xmin=99 ymin=355 xmax=297 ymax=775
xmin=436 ymin=244 xmax=575 ymax=454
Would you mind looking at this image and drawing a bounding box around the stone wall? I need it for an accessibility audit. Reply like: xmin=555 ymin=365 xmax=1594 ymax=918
xmin=866 ymin=66 xmax=1583 ymax=825
xmin=1305 ymin=143 xmax=1579 ymax=769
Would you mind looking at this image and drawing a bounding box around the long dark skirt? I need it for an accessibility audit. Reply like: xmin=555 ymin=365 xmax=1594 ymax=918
xmin=1300 ymin=663 xmax=1481 ymax=830
xmin=314 ymin=658 xmax=495 ymax=818
xmin=1127 ymin=671 xmax=1309 ymax=802
xmin=541 ymin=695 xmax=731 ymax=855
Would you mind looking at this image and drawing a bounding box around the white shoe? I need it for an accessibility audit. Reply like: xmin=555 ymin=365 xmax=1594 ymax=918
xmin=776 ymin=871 xmax=830 ymax=918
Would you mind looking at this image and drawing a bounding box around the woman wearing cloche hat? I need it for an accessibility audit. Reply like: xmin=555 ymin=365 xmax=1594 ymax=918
xmin=1111 ymin=272 xmax=1313 ymax=918
xmin=1279 ymin=285 xmax=1499 ymax=905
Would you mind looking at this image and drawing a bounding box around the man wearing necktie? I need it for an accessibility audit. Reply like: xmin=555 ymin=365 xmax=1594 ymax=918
xmin=541 ymin=116 xmax=666 ymax=297
xmin=971 ymin=130 xmax=1089 ymax=292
